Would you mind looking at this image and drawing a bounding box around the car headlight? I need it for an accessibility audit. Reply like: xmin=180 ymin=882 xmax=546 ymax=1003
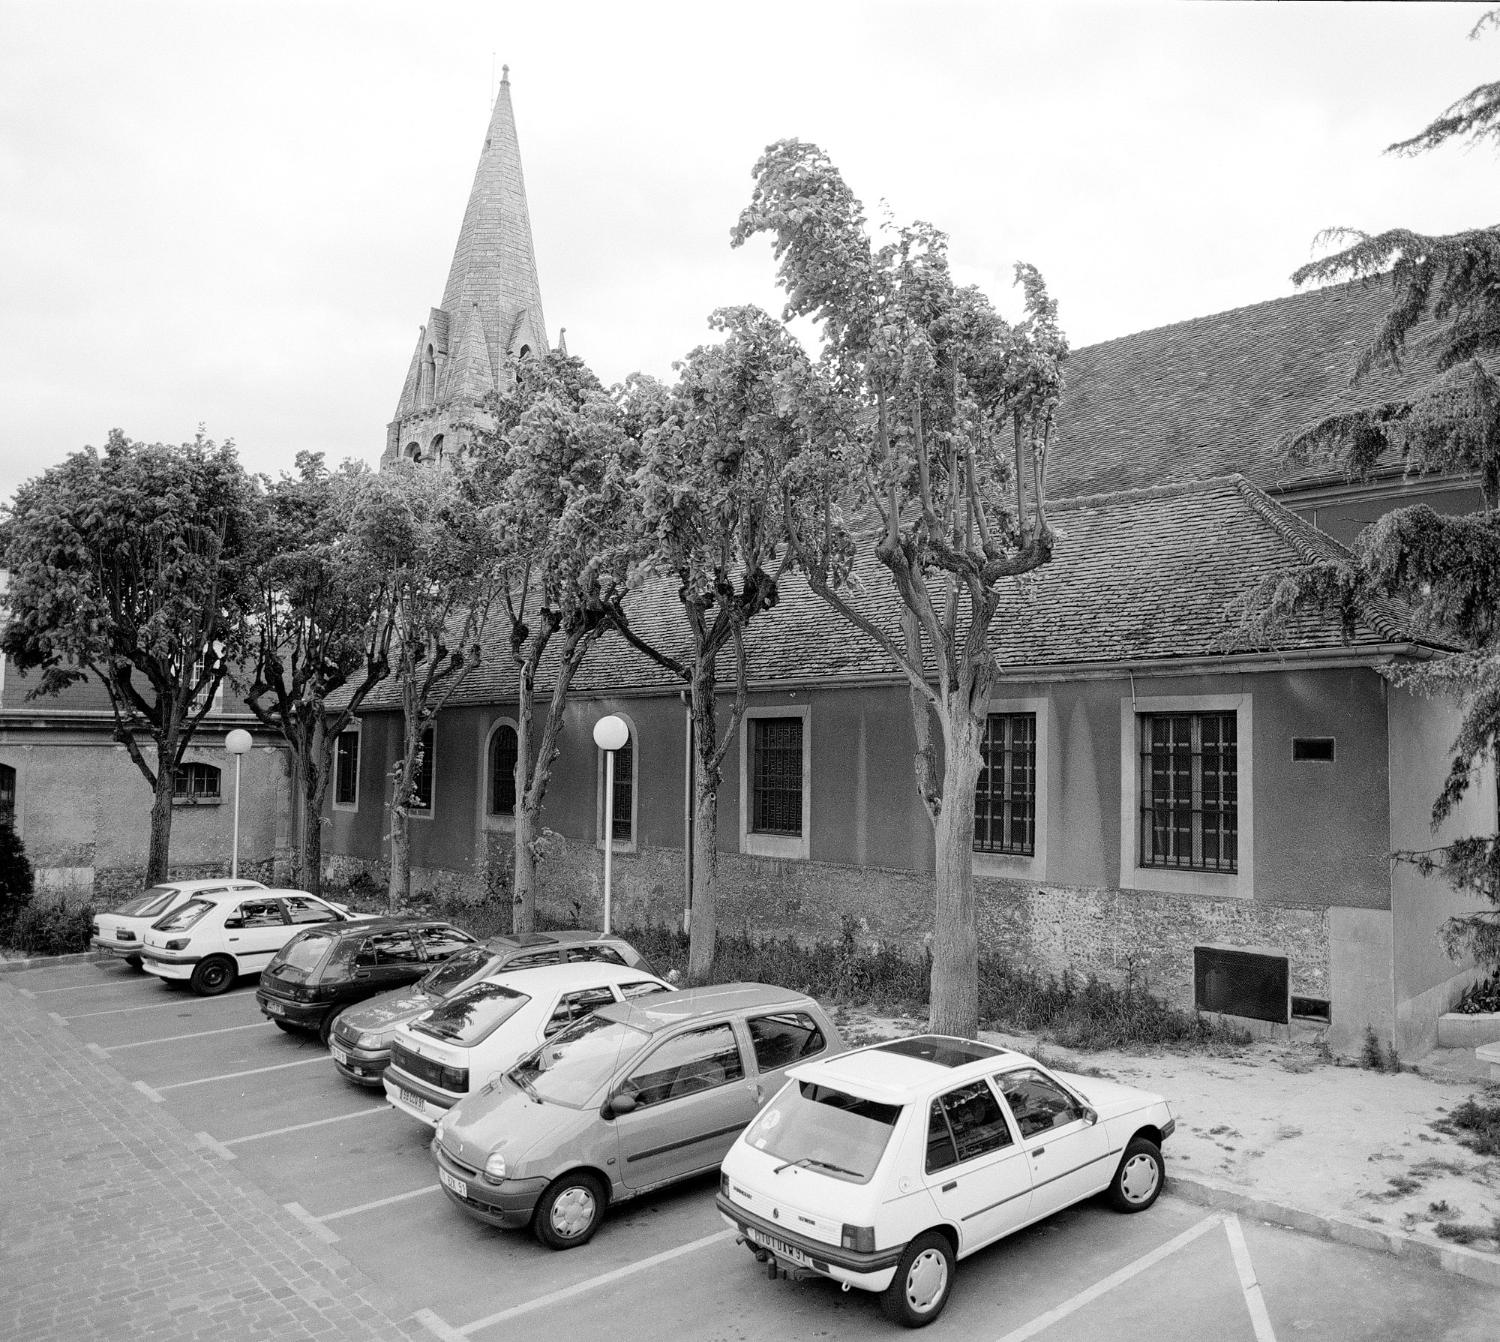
xmin=357 ymin=1031 xmax=388 ymax=1050
xmin=483 ymin=1152 xmax=507 ymax=1185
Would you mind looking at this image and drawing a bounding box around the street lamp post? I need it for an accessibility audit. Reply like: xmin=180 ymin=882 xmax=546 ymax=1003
xmin=225 ymin=730 xmax=253 ymax=878
xmin=592 ymin=715 xmax=629 ymax=934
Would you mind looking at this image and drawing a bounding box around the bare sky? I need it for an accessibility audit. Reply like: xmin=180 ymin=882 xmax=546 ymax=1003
xmin=0 ymin=0 xmax=1489 ymax=505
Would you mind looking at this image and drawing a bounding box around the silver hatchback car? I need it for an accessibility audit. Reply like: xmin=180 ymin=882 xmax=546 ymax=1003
xmin=430 ymin=982 xmax=843 ymax=1249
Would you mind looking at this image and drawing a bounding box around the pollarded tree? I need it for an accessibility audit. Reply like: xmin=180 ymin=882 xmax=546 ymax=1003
xmin=346 ymin=459 xmax=502 ymax=911
xmin=1258 ymin=12 xmax=1500 ymax=969
xmin=242 ymin=454 xmax=394 ymax=896
xmin=606 ymin=306 xmax=810 ymax=980
xmin=470 ymin=351 xmax=639 ymax=933
xmin=1 ymin=431 xmax=258 ymax=883
xmin=733 ymin=140 xmax=1066 ymax=1038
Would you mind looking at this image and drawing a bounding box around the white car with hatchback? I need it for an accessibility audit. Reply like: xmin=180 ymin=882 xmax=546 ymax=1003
xmin=717 ymin=1034 xmax=1175 ymax=1328
xmin=91 ymin=878 xmax=267 ymax=968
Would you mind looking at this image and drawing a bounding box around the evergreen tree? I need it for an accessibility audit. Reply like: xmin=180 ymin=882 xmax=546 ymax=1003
xmin=0 ymin=823 xmax=36 ymax=940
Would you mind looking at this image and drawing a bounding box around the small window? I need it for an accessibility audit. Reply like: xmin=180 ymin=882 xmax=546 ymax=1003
xmin=334 ymin=731 xmax=359 ymax=806
xmin=747 ymin=1012 xmax=827 ymax=1072
xmin=751 ymin=717 xmax=803 ymax=836
xmin=283 ymin=896 xmax=339 ymax=925
xmin=417 ymin=926 xmax=475 ymax=961
xmin=1292 ymin=738 xmax=1335 ymax=762
xmin=995 ymin=1069 xmax=1084 ymax=1140
xmin=173 ymin=762 xmax=221 ymax=804
xmin=619 ymin=980 xmax=671 ymax=1000
xmin=410 ymin=726 xmax=435 ymax=812
xmin=1139 ymin=712 xmax=1237 ymax=872
xmin=236 ymin=899 xmax=286 ymax=929
xmin=623 ymin=1024 xmax=744 ymax=1108
xmin=367 ymin=929 xmax=421 ymax=965
xmin=926 ymin=1080 xmax=1014 ymax=1173
xmin=975 ymin=713 xmax=1036 ymax=856
xmin=489 ymin=723 xmax=518 ymax=817
xmin=0 ymin=763 xmax=16 ymax=829
xmin=565 ymin=945 xmax=626 ymax=966
xmin=545 ymin=986 xmax=617 ymax=1036
xmin=597 ymin=723 xmax=635 ymax=844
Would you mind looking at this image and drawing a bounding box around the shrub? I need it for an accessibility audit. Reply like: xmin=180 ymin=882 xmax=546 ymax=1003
xmin=8 ymin=900 xmax=95 ymax=956
xmin=1454 ymin=972 xmax=1500 ymax=1015
xmin=1435 ymin=1096 xmax=1500 ymax=1158
xmin=0 ymin=822 xmax=35 ymax=941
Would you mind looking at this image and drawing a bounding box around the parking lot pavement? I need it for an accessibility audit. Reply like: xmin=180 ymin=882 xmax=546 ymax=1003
xmin=7 ymin=956 xmax=1500 ymax=1342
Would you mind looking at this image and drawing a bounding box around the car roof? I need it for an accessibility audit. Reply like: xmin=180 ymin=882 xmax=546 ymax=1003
xmin=592 ymin=982 xmax=813 ymax=1033
xmin=288 ymin=915 xmax=454 ymax=940
xmin=482 ymin=929 xmax=624 ymax=953
xmin=484 ymin=960 xmax=665 ymax=992
xmin=786 ymin=1034 xmax=1026 ymax=1105
xmin=153 ymin=878 xmax=265 ymax=893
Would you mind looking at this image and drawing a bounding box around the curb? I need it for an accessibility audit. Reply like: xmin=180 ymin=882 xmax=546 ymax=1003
xmin=1169 ymin=1176 xmax=1500 ymax=1290
xmin=0 ymin=950 xmax=109 ymax=975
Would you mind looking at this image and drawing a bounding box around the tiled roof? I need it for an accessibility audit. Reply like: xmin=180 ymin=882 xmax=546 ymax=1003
xmin=357 ymin=475 xmax=1432 ymax=713
xmin=1051 ymin=279 xmax=1440 ymax=498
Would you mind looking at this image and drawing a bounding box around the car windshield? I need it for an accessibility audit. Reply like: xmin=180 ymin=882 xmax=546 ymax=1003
xmin=419 ymin=945 xmax=494 ymax=997
xmin=152 ymin=899 xmax=214 ymax=932
xmin=268 ymin=932 xmax=338 ymax=981
xmin=113 ymin=886 xmax=186 ymax=918
xmin=412 ymin=982 xmax=530 ymax=1045
xmin=741 ymin=1082 xmax=903 ymax=1183
xmin=510 ymin=1015 xmax=650 ymax=1107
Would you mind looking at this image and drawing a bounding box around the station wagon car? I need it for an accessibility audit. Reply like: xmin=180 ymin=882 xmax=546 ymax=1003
xmin=329 ymin=930 xmax=660 ymax=1088
xmin=384 ymin=960 xmax=674 ymax=1124
xmin=431 ymin=983 xmax=842 ymax=1249
xmin=716 ymin=1035 xmax=1175 ymax=1327
xmin=139 ymin=888 xmax=371 ymax=995
xmin=256 ymin=918 xmax=479 ymax=1044
xmin=91 ymin=878 xmax=267 ymax=968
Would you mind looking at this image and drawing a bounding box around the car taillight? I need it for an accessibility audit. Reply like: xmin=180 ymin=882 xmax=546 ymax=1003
xmin=720 ymin=1171 xmax=729 ymax=1197
xmin=164 ymin=939 xmax=190 ymax=951
xmin=841 ymin=1224 xmax=875 ymax=1254
xmin=440 ymin=1065 xmax=469 ymax=1092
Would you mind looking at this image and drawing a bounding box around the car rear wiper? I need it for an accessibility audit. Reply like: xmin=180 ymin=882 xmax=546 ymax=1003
xmin=773 ymin=1156 xmax=859 ymax=1177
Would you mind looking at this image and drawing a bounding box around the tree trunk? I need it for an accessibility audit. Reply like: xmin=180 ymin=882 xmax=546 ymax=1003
xmin=300 ymin=761 xmax=325 ymax=899
xmin=512 ymin=800 xmax=538 ymax=933
xmin=928 ymin=708 xmax=984 ymax=1038
xmin=387 ymin=801 xmax=410 ymax=913
xmin=685 ymin=661 xmax=720 ymax=981
xmin=147 ymin=764 xmax=175 ymax=884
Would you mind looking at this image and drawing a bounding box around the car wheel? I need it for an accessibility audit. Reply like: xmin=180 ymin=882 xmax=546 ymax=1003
xmin=124 ymin=953 xmax=144 ymax=970
xmin=318 ymin=1010 xmax=340 ymax=1047
xmin=272 ymin=1020 xmax=298 ymax=1034
xmin=532 ymin=1172 xmax=607 ymax=1250
xmin=881 ymin=1230 xmax=955 ymax=1328
xmin=1108 ymin=1136 xmax=1164 ymax=1213
xmin=189 ymin=955 xmax=237 ymax=996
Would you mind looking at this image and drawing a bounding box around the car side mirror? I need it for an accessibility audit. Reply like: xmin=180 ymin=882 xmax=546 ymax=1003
xmin=1082 ymin=1106 xmax=1098 ymax=1126
xmin=222 ymin=917 xmax=244 ymax=930
xmin=606 ymin=1091 xmax=638 ymax=1118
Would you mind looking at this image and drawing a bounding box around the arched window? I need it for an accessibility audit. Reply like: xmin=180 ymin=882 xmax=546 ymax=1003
xmin=405 ymin=442 xmax=421 ymax=461
xmin=518 ymin=344 xmax=532 ymax=360
xmin=488 ymin=722 xmax=518 ymax=817
xmin=596 ymin=717 xmax=636 ymax=847
xmin=173 ymin=762 xmax=221 ymax=804
xmin=422 ymin=344 xmax=436 ymax=407
xmin=430 ymin=433 xmax=444 ymax=465
xmin=0 ymin=763 xmax=15 ymax=829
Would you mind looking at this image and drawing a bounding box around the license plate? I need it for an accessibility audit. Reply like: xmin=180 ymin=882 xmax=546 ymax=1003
xmin=330 ymin=1046 xmax=348 ymax=1065
xmin=116 ymin=930 xmax=134 ymax=941
xmin=264 ymin=1001 xmax=285 ymax=1016
xmin=748 ymin=1226 xmax=810 ymax=1266
xmin=399 ymin=1087 xmax=427 ymax=1114
xmin=439 ymin=1168 xmax=467 ymax=1199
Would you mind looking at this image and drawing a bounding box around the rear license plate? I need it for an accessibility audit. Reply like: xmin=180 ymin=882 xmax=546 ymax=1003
xmin=439 ymin=1168 xmax=466 ymax=1199
xmin=329 ymin=1046 xmax=348 ymax=1065
xmin=399 ymin=1087 xmax=427 ymax=1114
xmin=748 ymin=1226 xmax=810 ymax=1266
xmin=115 ymin=930 xmax=134 ymax=941
xmin=264 ymin=1001 xmax=285 ymax=1016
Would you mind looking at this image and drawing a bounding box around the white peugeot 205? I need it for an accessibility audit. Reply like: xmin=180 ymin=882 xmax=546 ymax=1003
xmin=716 ymin=1034 xmax=1175 ymax=1328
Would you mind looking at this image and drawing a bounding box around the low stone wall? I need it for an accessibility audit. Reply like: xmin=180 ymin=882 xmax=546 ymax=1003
xmin=1436 ymin=1012 xmax=1500 ymax=1048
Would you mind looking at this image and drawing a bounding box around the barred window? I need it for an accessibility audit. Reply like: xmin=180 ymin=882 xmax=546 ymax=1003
xmin=610 ymin=733 xmax=634 ymax=842
xmin=1139 ymin=712 xmax=1237 ymax=872
xmin=410 ymin=726 xmax=435 ymax=812
xmin=974 ymin=713 xmax=1035 ymax=856
xmin=334 ymin=731 xmax=359 ymax=806
xmin=489 ymin=723 xmax=518 ymax=817
xmin=0 ymin=763 xmax=16 ymax=828
xmin=751 ymin=717 xmax=803 ymax=836
xmin=173 ymin=762 xmax=221 ymax=803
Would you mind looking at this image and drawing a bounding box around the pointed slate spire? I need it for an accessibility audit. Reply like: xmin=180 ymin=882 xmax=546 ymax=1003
xmin=385 ymin=67 xmax=548 ymax=465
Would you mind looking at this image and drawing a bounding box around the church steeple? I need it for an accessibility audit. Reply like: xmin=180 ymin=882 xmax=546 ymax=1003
xmin=384 ymin=67 xmax=549 ymax=467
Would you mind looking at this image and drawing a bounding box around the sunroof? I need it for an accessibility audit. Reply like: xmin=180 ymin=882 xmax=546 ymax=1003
xmin=873 ymin=1036 xmax=1004 ymax=1067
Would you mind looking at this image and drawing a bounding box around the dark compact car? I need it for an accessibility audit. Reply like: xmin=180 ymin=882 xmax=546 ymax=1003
xmin=256 ymin=918 xmax=480 ymax=1044
xmin=328 ymin=930 xmax=663 ymax=1088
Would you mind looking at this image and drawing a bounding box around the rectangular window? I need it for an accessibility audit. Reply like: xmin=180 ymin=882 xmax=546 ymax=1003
xmin=410 ymin=726 xmax=434 ymax=812
xmin=751 ymin=717 xmax=803 ymax=836
xmin=975 ymin=713 xmax=1036 ymax=856
xmin=172 ymin=762 xmax=221 ymax=802
xmin=611 ymin=734 xmax=633 ymax=841
xmin=334 ymin=731 xmax=359 ymax=806
xmin=1139 ymin=712 xmax=1237 ymax=872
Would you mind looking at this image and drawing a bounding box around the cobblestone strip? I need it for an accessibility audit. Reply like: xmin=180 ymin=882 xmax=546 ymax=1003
xmin=0 ymin=981 xmax=429 ymax=1341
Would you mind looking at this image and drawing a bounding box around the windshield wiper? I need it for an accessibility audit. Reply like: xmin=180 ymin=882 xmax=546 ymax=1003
xmin=507 ymin=1066 xmax=541 ymax=1103
xmin=773 ymin=1155 xmax=859 ymax=1177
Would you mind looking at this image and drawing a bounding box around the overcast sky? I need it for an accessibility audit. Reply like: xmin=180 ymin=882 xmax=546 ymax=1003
xmin=0 ymin=0 xmax=1490 ymax=506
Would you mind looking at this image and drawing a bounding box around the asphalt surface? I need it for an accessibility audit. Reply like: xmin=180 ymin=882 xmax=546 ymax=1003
xmin=3 ymin=954 xmax=1499 ymax=1341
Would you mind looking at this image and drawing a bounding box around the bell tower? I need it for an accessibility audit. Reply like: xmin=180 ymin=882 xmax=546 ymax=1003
xmin=383 ymin=67 xmax=548 ymax=467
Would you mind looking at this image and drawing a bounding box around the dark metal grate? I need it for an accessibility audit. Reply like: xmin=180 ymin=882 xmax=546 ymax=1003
xmin=751 ymin=717 xmax=803 ymax=836
xmin=1194 ymin=946 xmax=1289 ymax=1024
xmin=1140 ymin=712 xmax=1237 ymax=872
xmin=975 ymin=713 xmax=1036 ymax=855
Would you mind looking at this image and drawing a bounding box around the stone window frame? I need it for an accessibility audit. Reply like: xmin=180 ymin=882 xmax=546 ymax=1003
xmin=738 ymin=704 xmax=811 ymax=861
xmin=594 ymin=712 xmax=638 ymax=855
xmin=1119 ymin=690 xmax=1254 ymax=900
xmin=332 ymin=725 xmax=360 ymax=812
xmin=973 ymin=696 xmax=1048 ymax=881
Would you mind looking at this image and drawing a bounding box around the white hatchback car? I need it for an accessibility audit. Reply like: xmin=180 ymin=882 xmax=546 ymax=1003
xmin=140 ymin=888 xmax=371 ymax=995
xmin=384 ymin=960 xmax=674 ymax=1126
xmin=91 ymin=878 xmax=267 ymax=968
xmin=717 ymin=1034 xmax=1175 ymax=1328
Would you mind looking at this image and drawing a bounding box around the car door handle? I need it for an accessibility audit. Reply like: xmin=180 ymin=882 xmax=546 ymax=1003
xmin=1032 ymin=1147 xmax=1045 ymax=1156
xmin=941 ymin=1181 xmax=957 ymax=1192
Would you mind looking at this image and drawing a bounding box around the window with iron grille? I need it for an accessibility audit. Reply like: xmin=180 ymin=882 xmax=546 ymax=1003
xmin=334 ymin=731 xmax=359 ymax=806
xmin=974 ymin=713 xmax=1035 ymax=856
xmin=1139 ymin=712 xmax=1237 ymax=872
xmin=609 ymin=733 xmax=634 ymax=842
xmin=0 ymin=763 xmax=15 ymax=829
xmin=410 ymin=727 xmax=434 ymax=811
xmin=489 ymin=724 xmax=518 ymax=817
xmin=173 ymin=762 xmax=221 ymax=803
xmin=751 ymin=717 xmax=803 ymax=836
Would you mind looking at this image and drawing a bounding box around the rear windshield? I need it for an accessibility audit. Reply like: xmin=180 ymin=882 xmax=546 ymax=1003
xmin=419 ymin=945 xmax=494 ymax=997
xmin=741 ymin=1082 xmax=903 ymax=1184
xmin=509 ymin=1016 xmax=650 ymax=1108
xmin=113 ymin=886 xmax=186 ymax=918
xmin=412 ymin=982 xmax=530 ymax=1046
xmin=268 ymin=932 xmax=338 ymax=980
xmin=153 ymin=900 xmax=214 ymax=932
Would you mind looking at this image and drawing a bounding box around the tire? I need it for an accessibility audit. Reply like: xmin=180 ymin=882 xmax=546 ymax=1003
xmin=1107 ymin=1136 xmax=1164 ymax=1213
xmin=317 ymin=1010 xmax=340 ymax=1047
xmin=881 ymin=1230 xmax=955 ymax=1328
xmin=532 ymin=1172 xmax=607 ymax=1250
xmin=124 ymin=954 xmax=144 ymax=970
xmin=272 ymin=1020 xmax=298 ymax=1034
xmin=189 ymin=955 xmax=237 ymax=996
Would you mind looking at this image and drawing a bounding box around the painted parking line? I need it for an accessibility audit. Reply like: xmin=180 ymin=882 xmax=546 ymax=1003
xmin=158 ymin=1056 xmax=328 ymax=1091
xmin=421 ymin=1229 xmax=735 ymax=1338
xmin=320 ymin=1183 xmax=440 ymax=1222
xmin=29 ymin=978 xmax=147 ymax=994
xmin=63 ymin=998 xmax=243 ymax=1020
xmin=106 ymin=1021 xmax=272 ymax=1050
xmin=1225 ymin=1214 xmax=1278 ymax=1342
xmin=994 ymin=1212 xmax=1225 ymax=1342
xmin=222 ymin=1104 xmax=391 ymax=1147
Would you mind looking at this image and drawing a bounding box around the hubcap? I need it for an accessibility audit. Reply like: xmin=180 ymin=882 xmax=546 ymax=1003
xmin=1120 ymin=1153 xmax=1159 ymax=1203
xmin=905 ymin=1248 xmax=948 ymax=1313
xmin=550 ymin=1186 xmax=597 ymax=1238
